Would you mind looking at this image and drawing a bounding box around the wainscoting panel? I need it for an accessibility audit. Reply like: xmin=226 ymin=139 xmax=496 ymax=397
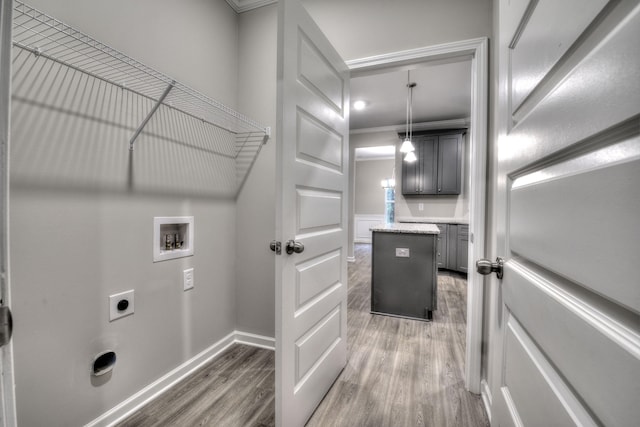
xmin=354 ymin=214 xmax=384 ymax=243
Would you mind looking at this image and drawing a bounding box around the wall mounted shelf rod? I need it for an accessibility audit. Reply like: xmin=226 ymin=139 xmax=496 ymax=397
xmin=129 ymin=81 xmax=174 ymax=151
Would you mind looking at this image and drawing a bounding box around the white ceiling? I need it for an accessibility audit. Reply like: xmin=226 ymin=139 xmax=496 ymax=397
xmin=349 ymin=58 xmax=472 ymax=131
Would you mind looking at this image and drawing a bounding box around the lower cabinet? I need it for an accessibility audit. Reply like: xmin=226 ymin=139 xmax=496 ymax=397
xmin=435 ymin=223 xmax=468 ymax=273
xmin=371 ymin=231 xmax=438 ymax=321
xmin=436 ymin=224 xmax=448 ymax=269
xmin=456 ymin=225 xmax=469 ymax=273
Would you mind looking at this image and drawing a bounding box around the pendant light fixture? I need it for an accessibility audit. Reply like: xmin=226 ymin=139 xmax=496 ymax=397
xmin=404 ymin=150 xmax=417 ymax=163
xmin=400 ymin=71 xmax=417 ymax=163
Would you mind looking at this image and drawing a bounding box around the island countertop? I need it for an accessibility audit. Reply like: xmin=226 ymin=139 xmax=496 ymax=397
xmin=370 ymin=223 xmax=440 ymax=234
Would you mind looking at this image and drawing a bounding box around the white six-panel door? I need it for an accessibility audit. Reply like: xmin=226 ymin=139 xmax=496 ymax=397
xmin=275 ymin=0 xmax=349 ymax=425
xmin=491 ymin=0 xmax=640 ymax=426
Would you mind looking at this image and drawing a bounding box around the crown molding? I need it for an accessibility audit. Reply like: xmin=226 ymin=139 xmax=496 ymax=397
xmin=225 ymin=0 xmax=277 ymax=13
xmin=346 ymin=37 xmax=486 ymax=72
xmin=350 ymin=118 xmax=470 ymax=135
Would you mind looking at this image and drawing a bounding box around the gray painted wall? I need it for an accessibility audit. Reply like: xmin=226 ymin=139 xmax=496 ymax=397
xmin=355 ymin=159 xmax=395 ymax=215
xmin=9 ymin=1 xmax=240 ymax=426
xmin=236 ymin=5 xmax=278 ymax=338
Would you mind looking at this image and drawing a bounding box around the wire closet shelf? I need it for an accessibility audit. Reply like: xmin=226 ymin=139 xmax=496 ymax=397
xmin=11 ymin=1 xmax=270 ymax=195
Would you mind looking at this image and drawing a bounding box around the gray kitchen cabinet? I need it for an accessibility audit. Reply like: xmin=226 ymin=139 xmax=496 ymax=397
xmin=402 ymin=135 xmax=437 ymax=195
xmin=434 ymin=223 xmax=468 ymax=273
xmin=371 ymin=226 xmax=438 ymax=321
xmin=446 ymin=224 xmax=458 ymax=270
xmin=436 ymin=224 xmax=448 ymax=269
xmin=456 ymin=225 xmax=469 ymax=273
xmin=401 ymin=130 xmax=464 ymax=196
xmin=437 ymin=134 xmax=464 ymax=195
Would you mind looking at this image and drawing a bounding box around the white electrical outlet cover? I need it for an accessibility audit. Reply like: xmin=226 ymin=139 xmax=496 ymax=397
xmin=183 ymin=268 xmax=194 ymax=291
xmin=109 ymin=290 xmax=135 ymax=321
xmin=395 ymin=248 xmax=410 ymax=257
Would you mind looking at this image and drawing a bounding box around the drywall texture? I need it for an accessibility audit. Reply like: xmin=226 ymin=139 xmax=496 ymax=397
xmin=9 ymin=0 xmax=240 ymax=426
xmin=236 ymin=4 xmax=278 ymax=338
xmin=355 ymin=159 xmax=396 ymax=215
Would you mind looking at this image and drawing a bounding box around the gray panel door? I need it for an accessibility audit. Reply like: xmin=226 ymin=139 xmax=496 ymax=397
xmin=490 ymin=1 xmax=640 ymax=426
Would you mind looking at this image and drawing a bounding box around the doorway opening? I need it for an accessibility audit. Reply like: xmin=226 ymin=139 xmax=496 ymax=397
xmin=347 ymin=38 xmax=488 ymax=393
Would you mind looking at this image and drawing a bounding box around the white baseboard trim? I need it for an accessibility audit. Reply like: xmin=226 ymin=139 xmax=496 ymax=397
xmin=480 ymin=379 xmax=492 ymax=423
xmin=234 ymin=330 xmax=276 ymax=350
xmin=86 ymin=330 xmax=275 ymax=427
xmin=347 ymin=256 xmax=356 ymax=263
xmin=354 ymin=238 xmax=372 ymax=244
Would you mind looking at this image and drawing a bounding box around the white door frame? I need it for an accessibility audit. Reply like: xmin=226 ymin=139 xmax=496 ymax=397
xmin=346 ymin=37 xmax=489 ymax=393
xmin=0 ymin=0 xmax=17 ymax=425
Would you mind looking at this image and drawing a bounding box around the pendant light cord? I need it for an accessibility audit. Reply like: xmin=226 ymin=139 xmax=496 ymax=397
xmin=401 ymin=70 xmax=417 ymax=161
xmin=405 ymin=70 xmax=416 ymax=142
xmin=405 ymin=70 xmax=410 ymax=141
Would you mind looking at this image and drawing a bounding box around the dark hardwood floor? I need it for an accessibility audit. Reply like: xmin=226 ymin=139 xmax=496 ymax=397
xmin=118 ymin=243 xmax=488 ymax=426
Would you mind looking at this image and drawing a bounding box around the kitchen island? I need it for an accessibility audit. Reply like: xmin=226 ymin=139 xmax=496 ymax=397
xmin=370 ymin=223 xmax=439 ymax=321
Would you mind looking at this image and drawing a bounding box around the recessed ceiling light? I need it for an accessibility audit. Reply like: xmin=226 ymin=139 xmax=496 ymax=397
xmin=353 ymin=100 xmax=367 ymax=110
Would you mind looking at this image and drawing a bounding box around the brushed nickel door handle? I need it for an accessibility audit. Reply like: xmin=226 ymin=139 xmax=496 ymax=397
xmin=285 ymin=240 xmax=304 ymax=255
xmin=476 ymin=257 xmax=504 ymax=279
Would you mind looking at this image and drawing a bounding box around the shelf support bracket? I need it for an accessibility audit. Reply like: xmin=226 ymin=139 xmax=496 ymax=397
xmin=129 ymin=81 xmax=175 ymax=151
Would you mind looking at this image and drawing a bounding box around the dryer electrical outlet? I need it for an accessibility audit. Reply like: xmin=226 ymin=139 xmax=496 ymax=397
xmin=109 ymin=290 xmax=135 ymax=321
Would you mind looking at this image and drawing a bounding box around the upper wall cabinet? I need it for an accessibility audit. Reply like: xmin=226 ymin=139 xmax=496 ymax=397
xmin=401 ymin=130 xmax=464 ymax=196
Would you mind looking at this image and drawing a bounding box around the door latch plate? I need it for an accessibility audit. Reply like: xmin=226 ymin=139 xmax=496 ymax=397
xmin=0 ymin=306 xmax=13 ymax=347
xmin=270 ymin=240 xmax=282 ymax=255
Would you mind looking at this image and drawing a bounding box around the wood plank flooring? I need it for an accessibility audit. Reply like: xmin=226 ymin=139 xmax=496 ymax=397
xmin=118 ymin=344 xmax=275 ymax=427
xmin=118 ymin=243 xmax=488 ymax=426
xmin=306 ymin=244 xmax=488 ymax=427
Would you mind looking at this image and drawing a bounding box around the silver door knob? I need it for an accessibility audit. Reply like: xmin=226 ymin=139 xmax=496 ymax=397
xmin=476 ymin=257 xmax=504 ymax=279
xmin=285 ymin=240 xmax=304 ymax=255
